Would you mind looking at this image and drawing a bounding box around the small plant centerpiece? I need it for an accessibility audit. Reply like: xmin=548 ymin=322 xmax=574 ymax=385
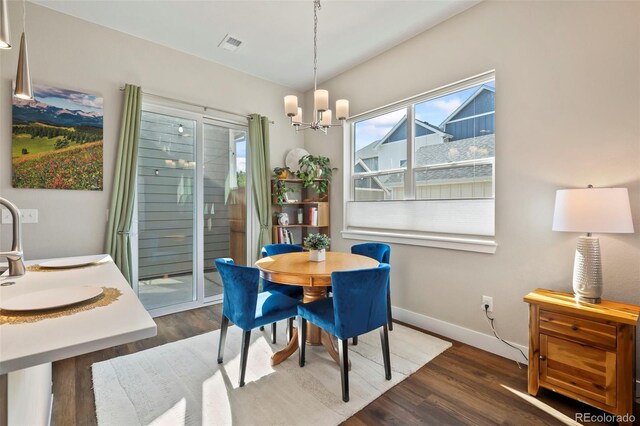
xmin=272 ymin=166 xmax=294 ymax=206
xmin=304 ymin=233 xmax=330 ymax=262
xmin=297 ymin=155 xmax=332 ymax=197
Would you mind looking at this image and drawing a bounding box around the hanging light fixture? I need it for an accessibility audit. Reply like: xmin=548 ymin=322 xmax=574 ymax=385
xmin=0 ymin=0 xmax=11 ymax=49
xmin=14 ymin=0 xmax=32 ymax=100
xmin=283 ymin=0 xmax=348 ymax=133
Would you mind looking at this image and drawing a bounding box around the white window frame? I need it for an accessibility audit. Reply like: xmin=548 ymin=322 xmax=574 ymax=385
xmin=342 ymin=70 xmax=497 ymax=254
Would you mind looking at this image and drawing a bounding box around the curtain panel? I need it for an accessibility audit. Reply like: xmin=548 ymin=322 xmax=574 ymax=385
xmin=105 ymin=84 xmax=142 ymax=284
xmin=248 ymin=114 xmax=272 ymax=258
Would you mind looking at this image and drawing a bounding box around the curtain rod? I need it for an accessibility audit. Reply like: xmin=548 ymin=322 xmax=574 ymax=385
xmin=118 ymin=87 xmax=274 ymax=124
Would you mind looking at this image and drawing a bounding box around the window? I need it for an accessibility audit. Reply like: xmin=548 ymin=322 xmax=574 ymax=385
xmin=344 ymin=71 xmax=496 ymax=253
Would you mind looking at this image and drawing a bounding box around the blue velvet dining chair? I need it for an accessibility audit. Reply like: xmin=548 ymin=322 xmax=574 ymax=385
xmin=215 ymin=258 xmax=300 ymax=387
xmin=260 ymin=243 xmax=304 ymax=344
xmin=350 ymin=242 xmax=392 ymax=346
xmin=297 ymin=264 xmax=392 ymax=402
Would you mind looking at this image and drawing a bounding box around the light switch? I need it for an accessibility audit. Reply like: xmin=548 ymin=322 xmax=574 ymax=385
xmin=1 ymin=208 xmax=38 ymax=224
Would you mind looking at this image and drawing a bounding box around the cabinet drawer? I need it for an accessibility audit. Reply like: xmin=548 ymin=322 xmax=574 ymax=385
xmin=539 ymin=310 xmax=616 ymax=349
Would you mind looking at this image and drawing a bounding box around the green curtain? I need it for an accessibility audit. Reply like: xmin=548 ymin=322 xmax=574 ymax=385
xmin=248 ymin=114 xmax=272 ymax=258
xmin=105 ymin=84 xmax=142 ymax=285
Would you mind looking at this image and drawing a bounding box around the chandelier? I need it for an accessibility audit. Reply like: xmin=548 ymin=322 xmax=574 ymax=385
xmin=284 ymin=0 xmax=349 ymax=133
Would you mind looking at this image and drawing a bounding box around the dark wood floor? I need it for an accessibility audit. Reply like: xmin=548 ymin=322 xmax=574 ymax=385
xmin=52 ymin=304 xmax=635 ymax=425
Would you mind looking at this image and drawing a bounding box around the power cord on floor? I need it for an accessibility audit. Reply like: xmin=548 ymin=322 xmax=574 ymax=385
xmin=483 ymin=304 xmax=528 ymax=369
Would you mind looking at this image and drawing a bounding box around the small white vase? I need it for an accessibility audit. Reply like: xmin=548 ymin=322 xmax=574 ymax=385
xmin=309 ymin=249 xmax=326 ymax=262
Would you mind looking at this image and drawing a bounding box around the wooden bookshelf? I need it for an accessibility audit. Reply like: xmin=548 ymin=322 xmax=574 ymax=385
xmin=272 ymin=179 xmax=330 ymax=247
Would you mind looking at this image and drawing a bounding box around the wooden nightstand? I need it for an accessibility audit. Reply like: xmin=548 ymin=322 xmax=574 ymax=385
xmin=524 ymin=288 xmax=640 ymax=425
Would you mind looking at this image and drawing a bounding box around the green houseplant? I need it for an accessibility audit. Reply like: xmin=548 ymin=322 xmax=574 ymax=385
xmin=272 ymin=179 xmax=294 ymax=206
xmin=304 ymin=233 xmax=330 ymax=262
xmin=297 ymin=155 xmax=332 ymax=195
xmin=272 ymin=166 xmax=294 ymax=206
xmin=273 ymin=166 xmax=291 ymax=180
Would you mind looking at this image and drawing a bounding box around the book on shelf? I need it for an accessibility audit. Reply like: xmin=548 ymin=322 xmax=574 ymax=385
xmin=308 ymin=207 xmax=318 ymax=226
xmin=276 ymin=227 xmax=295 ymax=244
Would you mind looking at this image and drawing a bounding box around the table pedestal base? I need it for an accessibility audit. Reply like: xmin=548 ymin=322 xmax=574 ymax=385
xmin=271 ymin=286 xmax=332 ymax=366
xmin=303 ymin=286 xmax=326 ymax=345
xmin=270 ymin=328 xmax=350 ymax=371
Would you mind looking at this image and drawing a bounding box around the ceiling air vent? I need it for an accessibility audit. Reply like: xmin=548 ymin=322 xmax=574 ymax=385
xmin=218 ymin=34 xmax=243 ymax=52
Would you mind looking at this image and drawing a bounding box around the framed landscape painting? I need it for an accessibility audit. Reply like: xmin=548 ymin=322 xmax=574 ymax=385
xmin=12 ymin=83 xmax=103 ymax=190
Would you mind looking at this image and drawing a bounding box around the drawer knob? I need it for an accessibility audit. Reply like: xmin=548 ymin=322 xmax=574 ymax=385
xmin=539 ymin=355 xmax=547 ymax=361
xmin=570 ymin=324 xmax=578 ymax=331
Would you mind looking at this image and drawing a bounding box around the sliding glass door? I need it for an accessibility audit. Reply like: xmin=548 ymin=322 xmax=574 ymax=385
xmin=134 ymin=106 xmax=250 ymax=315
xmin=202 ymin=121 xmax=247 ymax=299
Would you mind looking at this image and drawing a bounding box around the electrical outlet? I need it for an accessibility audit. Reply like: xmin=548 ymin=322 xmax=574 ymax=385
xmin=482 ymin=295 xmax=494 ymax=312
xmin=1 ymin=208 xmax=38 ymax=224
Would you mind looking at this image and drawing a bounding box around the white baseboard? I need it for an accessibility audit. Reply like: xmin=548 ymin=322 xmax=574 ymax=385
xmin=392 ymin=306 xmax=529 ymax=364
xmin=393 ymin=307 xmax=640 ymax=390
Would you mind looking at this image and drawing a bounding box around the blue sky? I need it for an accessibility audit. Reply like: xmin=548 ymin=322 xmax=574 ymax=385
xmin=32 ymin=83 xmax=103 ymax=114
xmin=355 ymin=81 xmax=495 ymax=150
xmin=236 ymin=140 xmax=246 ymax=172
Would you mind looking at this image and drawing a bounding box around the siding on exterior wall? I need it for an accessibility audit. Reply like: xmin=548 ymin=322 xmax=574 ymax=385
xmin=136 ymin=112 xmax=232 ymax=279
xmin=137 ymin=112 xmax=196 ymax=279
xmin=202 ymin=124 xmax=232 ymax=269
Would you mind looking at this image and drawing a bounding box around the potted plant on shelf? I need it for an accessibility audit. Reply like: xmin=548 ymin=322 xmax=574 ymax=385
xmin=273 ymin=179 xmax=294 ymax=206
xmin=297 ymin=155 xmax=332 ymax=196
xmin=273 ymin=166 xmax=291 ymax=180
xmin=303 ymin=233 xmax=330 ymax=262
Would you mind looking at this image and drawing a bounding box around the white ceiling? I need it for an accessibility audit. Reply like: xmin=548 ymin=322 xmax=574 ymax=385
xmin=32 ymin=0 xmax=480 ymax=91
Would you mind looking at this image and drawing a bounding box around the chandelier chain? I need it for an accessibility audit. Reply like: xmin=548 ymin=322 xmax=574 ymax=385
xmin=313 ymin=0 xmax=320 ymax=92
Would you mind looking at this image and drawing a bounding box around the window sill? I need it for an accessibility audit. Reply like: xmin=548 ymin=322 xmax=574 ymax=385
xmin=341 ymin=229 xmax=497 ymax=254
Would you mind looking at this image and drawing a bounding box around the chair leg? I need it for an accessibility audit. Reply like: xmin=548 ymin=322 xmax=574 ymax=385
xmin=387 ymin=289 xmax=393 ymax=331
xmin=298 ymin=316 xmax=307 ymax=367
xmin=271 ymin=322 xmax=277 ymax=344
xmin=287 ymin=317 xmax=294 ymax=341
xmin=380 ymin=325 xmax=391 ymax=380
xmin=217 ymin=315 xmax=229 ymax=364
xmin=338 ymin=339 xmax=349 ymax=402
xmin=239 ymin=330 xmax=251 ymax=387
xmin=352 ymin=336 xmax=358 ymax=345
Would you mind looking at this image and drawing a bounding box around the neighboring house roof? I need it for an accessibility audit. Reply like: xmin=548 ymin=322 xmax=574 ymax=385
xmin=355 ymin=118 xmax=451 ymax=160
xmin=379 ymin=134 xmax=495 ymax=186
xmin=415 ymin=133 xmax=494 ymax=166
xmin=440 ymin=84 xmax=495 ymax=127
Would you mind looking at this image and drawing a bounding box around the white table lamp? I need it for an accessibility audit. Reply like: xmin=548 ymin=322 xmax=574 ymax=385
xmin=552 ymin=186 xmax=634 ymax=303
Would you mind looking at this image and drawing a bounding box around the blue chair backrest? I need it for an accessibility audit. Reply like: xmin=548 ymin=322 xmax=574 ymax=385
xmin=330 ymin=263 xmax=391 ymax=340
xmin=351 ymin=242 xmax=390 ymax=264
xmin=261 ymin=243 xmax=304 ymax=258
xmin=215 ymin=258 xmax=259 ymax=330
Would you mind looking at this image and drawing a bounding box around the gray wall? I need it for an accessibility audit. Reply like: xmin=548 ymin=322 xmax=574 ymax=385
xmin=305 ymin=0 xmax=640 ymax=368
xmin=0 ymin=2 xmax=304 ymax=259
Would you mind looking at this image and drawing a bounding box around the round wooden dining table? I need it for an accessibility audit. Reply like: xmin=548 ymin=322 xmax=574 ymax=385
xmin=255 ymin=251 xmax=379 ymax=366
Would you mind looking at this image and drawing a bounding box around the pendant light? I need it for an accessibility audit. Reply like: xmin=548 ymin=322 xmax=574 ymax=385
xmin=14 ymin=0 xmax=32 ymax=100
xmin=0 ymin=0 xmax=10 ymax=49
xmin=283 ymin=0 xmax=349 ymax=133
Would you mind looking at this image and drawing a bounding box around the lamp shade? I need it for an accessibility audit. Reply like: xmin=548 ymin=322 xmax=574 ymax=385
xmin=14 ymin=32 xmax=33 ymax=100
xmin=552 ymin=188 xmax=634 ymax=234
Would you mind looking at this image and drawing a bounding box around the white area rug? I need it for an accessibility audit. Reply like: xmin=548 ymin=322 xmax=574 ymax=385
xmin=92 ymin=322 xmax=451 ymax=426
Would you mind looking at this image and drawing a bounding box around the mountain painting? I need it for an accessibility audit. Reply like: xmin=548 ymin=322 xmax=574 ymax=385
xmin=12 ymin=83 xmax=103 ymax=190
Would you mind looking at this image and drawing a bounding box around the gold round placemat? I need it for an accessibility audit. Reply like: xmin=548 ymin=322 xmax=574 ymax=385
xmin=27 ymin=263 xmax=104 ymax=273
xmin=0 ymin=287 xmax=122 ymax=325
